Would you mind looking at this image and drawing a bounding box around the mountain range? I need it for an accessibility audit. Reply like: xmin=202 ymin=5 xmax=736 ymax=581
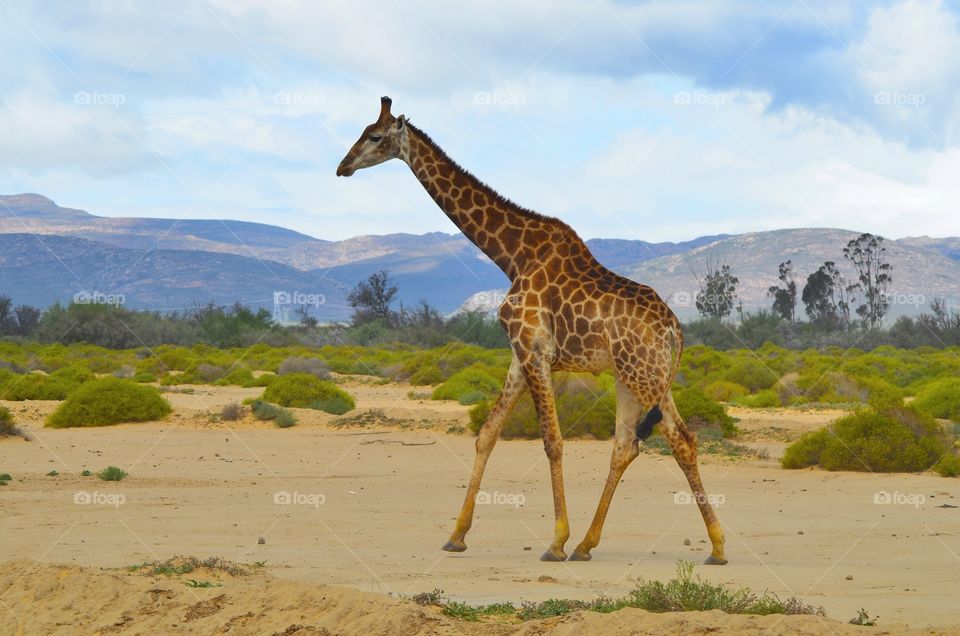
xmin=1 ymin=193 xmax=958 ymax=322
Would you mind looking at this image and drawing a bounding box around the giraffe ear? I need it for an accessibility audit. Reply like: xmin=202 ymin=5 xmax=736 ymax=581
xmin=396 ymin=115 xmax=406 ymax=130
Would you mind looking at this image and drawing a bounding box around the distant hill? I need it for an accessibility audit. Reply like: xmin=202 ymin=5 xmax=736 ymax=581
xmin=2 ymin=194 xmax=957 ymax=322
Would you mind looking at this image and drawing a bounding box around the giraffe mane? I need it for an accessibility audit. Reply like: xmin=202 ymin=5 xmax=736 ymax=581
xmin=406 ymin=121 xmax=569 ymax=229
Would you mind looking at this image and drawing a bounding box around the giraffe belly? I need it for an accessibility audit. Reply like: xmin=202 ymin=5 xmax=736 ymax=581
xmin=552 ymin=344 xmax=614 ymax=374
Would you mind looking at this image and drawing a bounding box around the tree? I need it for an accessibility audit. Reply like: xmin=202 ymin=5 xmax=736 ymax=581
xmin=767 ymin=260 xmax=797 ymax=322
xmin=801 ymin=261 xmax=850 ymax=328
xmin=695 ymin=261 xmax=739 ymax=320
xmin=13 ymin=304 xmax=41 ymax=336
xmin=347 ymin=270 xmax=398 ymax=325
xmin=0 ymin=295 xmax=13 ymax=335
xmin=843 ymin=233 xmax=892 ymax=329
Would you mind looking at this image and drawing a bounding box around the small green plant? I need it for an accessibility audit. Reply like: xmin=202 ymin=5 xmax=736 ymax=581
xmin=0 ymin=473 xmax=11 ymax=484
xmin=46 ymin=377 xmax=172 ymax=428
xmin=184 ymin=579 xmax=222 ymax=588
xmin=97 ymin=466 xmax=128 ymax=481
xmin=81 ymin=469 xmax=93 ymax=477
xmin=674 ymin=388 xmax=738 ymax=437
xmin=849 ymin=608 xmax=878 ymax=626
xmin=46 ymin=470 xmax=59 ymax=476
xmin=250 ymin=400 xmax=296 ymax=427
xmin=432 ymin=365 xmax=502 ymax=403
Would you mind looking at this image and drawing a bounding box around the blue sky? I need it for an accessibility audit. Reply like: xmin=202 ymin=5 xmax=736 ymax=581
xmin=1 ymin=0 xmax=959 ymax=242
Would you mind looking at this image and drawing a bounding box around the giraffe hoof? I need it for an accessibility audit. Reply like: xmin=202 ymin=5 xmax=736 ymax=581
xmin=568 ymin=551 xmax=592 ymax=561
xmin=540 ymin=548 xmax=567 ymax=562
xmin=442 ymin=540 xmax=467 ymax=553
xmin=704 ymin=554 xmax=728 ymax=565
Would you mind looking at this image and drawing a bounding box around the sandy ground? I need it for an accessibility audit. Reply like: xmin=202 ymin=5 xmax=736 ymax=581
xmin=1 ymin=381 xmax=959 ymax=634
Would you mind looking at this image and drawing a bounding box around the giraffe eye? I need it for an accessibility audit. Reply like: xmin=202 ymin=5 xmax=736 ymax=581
xmin=369 ymin=135 xmax=383 ymax=143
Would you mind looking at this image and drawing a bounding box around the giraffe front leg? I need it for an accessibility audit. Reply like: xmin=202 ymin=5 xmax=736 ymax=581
xmin=520 ymin=359 xmax=570 ymax=562
xmin=443 ymin=357 xmax=524 ymax=553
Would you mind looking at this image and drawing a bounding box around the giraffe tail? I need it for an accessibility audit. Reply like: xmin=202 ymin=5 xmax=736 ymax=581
xmin=635 ymin=319 xmax=683 ymax=441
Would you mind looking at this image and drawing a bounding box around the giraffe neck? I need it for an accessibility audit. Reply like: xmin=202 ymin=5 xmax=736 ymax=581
xmin=401 ymin=123 xmax=560 ymax=280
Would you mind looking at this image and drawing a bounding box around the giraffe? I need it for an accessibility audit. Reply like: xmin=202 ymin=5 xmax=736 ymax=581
xmin=336 ymin=96 xmax=726 ymax=564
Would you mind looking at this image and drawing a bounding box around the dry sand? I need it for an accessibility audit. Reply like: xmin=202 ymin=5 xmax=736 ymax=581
xmin=1 ymin=381 xmax=959 ymax=634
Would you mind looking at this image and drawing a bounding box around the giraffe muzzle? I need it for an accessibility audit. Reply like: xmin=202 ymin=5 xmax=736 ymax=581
xmin=336 ymin=162 xmax=355 ymax=177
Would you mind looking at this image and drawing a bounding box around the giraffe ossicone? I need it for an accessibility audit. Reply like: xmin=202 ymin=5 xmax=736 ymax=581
xmin=337 ymin=96 xmax=727 ymax=565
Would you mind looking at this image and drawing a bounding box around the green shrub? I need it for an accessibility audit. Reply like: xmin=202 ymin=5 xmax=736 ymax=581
xmin=913 ymin=378 xmax=960 ymax=422
xmin=277 ymin=356 xmax=330 ymax=379
xmin=432 ymin=365 xmax=502 ymax=403
xmin=723 ymin=358 xmax=779 ymax=393
xmin=702 ymin=380 xmax=747 ymax=403
xmin=674 ymin=388 xmax=737 ymax=437
xmin=97 ymin=466 xmax=128 ymax=481
xmin=470 ymin=373 xmax=616 ymax=440
xmin=221 ymin=402 xmax=244 ymax=421
xmin=733 ymin=389 xmax=782 ymax=408
xmin=46 ymin=378 xmax=172 ymax=428
xmin=261 ymin=373 xmax=355 ymax=414
xmin=132 ymin=372 xmax=156 ymax=383
xmin=274 ymin=409 xmax=297 ymax=428
xmin=0 ymin=406 xmax=17 ymax=437
xmin=250 ymin=399 xmax=296 ymax=427
xmin=782 ymin=407 xmax=947 ymax=472
xmin=933 ymin=454 xmax=960 ymax=477
xmin=457 ymin=390 xmax=489 ymax=405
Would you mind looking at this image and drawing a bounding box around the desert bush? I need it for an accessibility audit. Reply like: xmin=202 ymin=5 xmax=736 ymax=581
xmin=250 ymin=399 xmax=296 ymax=427
xmin=261 ymin=373 xmax=355 ymax=414
xmin=933 ymin=454 xmax=960 ymax=477
xmin=733 ymin=389 xmax=782 ymax=408
xmin=912 ymin=378 xmax=960 ymax=422
xmin=0 ymin=406 xmax=19 ymax=437
xmin=782 ymin=406 xmax=947 ymax=472
xmin=674 ymin=388 xmax=737 ymax=437
xmin=221 ymin=402 xmax=244 ymax=421
xmin=112 ymin=364 xmax=136 ymax=379
xmin=132 ymin=372 xmax=156 ymax=383
xmin=702 ymin=380 xmax=747 ymax=403
xmin=278 ymin=356 xmax=330 ymax=380
xmin=97 ymin=466 xmax=128 ymax=481
xmin=432 ymin=365 xmax=502 ymax=403
xmin=46 ymin=377 xmax=172 ymax=428
xmin=723 ymin=358 xmax=779 ymax=393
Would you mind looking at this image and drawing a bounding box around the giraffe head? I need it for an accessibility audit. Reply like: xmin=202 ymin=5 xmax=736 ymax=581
xmin=336 ymin=96 xmax=407 ymax=177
